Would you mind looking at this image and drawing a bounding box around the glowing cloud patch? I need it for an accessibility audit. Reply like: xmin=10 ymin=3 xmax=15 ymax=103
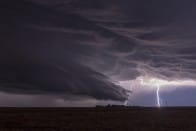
xmin=139 ymin=77 xmax=196 ymax=88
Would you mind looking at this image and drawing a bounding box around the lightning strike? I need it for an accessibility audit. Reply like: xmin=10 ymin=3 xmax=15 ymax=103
xmin=156 ymin=84 xmax=160 ymax=107
xmin=139 ymin=77 xmax=163 ymax=107
xmin=120 ymin=76 xmax=196 ymax=107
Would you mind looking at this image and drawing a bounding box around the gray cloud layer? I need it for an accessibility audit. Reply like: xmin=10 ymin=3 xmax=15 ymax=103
xmin=1 ymin=0 xmax=196 ymax=103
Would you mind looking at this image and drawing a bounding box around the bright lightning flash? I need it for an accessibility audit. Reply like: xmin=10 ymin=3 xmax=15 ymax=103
xmin=140 ymin=78 xmax=165 ymax=107
xmin=119 ymin=76 xmax=196 ymax=107
xmin=156 ymin=84 xmax=160 ymax=107
xmin=139 ymin=77 xmax=196 ymax=107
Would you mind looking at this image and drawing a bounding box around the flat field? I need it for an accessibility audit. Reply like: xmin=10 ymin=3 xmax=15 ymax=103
xmin=0 ymin=107 xmax=195 ymax=131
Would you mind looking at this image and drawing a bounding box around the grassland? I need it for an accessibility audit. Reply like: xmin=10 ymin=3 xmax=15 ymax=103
xmin=0 ymin=107 xmax=195 ymax=131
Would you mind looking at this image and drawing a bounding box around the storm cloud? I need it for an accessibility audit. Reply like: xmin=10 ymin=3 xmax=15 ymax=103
xmin=1 ymin=0 xmax=196 ymax=105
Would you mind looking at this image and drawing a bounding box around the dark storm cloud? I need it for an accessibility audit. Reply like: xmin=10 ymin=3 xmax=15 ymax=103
xmin=0 ymin=0 xmax=131 ymax=101
xmin=1 ymin=0 xmax=196 ymax=104
xmin=86 ymin=0 xmax=196 ymax=81
xmin=59 ymin=0 xmax=196 ymax=81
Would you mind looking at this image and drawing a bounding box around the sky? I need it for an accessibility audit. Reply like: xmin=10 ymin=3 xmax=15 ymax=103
xmin=1 ymin=0 xmax=196 ymax=107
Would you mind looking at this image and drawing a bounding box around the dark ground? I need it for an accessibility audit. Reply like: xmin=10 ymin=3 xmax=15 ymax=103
xmin=0 ymin=107 xmax=196 ymax=131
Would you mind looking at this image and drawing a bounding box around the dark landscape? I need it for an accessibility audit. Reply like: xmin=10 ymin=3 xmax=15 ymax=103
xmin=0 ymin=107 xmax=196 ymax=131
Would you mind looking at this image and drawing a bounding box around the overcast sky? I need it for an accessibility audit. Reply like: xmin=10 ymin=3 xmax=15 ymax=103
xmin=1 ymin=0 xmax=196 ymax=106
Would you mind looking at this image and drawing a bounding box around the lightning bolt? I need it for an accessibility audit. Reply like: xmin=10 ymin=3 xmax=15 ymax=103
xmin=124 ymin=100 xmax=128 ymax=106
xmin=137 ymin=76 xmax=196 ymax=107
xmin=139 ymin=77 xmax=161 ymax=107
xmin=156 ymin=84 xmax=161 ymax=107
